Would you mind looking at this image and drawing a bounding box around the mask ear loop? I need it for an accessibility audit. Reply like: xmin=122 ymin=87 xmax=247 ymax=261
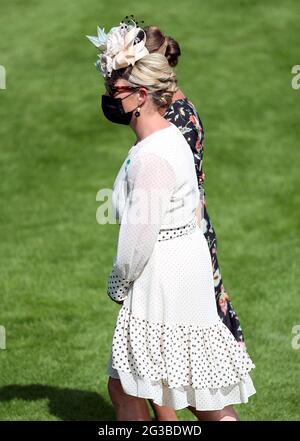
xmin=119 ymin=89 xmax=140 ymax=100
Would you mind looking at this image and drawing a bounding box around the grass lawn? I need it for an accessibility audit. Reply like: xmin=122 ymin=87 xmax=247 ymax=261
xmin=0 ymin=0 xmax=300 ymax=420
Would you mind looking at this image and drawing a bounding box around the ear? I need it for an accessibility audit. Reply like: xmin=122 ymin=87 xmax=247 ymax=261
xmin=137 ymin=87 xmax=148 ymax=105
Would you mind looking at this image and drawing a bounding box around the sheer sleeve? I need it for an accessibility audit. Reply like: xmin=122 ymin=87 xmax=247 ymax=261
xmin=107 ymin=151 xmax=176 ymax=303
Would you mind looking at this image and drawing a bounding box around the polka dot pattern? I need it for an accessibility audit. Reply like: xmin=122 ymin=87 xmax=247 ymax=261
xmin=107 ymin=270 xmax=131 ymax=302
xmin=105 ymin=123 xmax=256 ymax=410
xmin=107 ymin=362 xmax=256 ymax=411
xmin=158 ymin=217 xmax=197 ymax=241
xmin=110 ymin=306 xmax=255 ymax=390
xmin=107 ymin=217 xmax=198 ymax=303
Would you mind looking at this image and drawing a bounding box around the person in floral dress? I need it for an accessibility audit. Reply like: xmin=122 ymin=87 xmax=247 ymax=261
xmin=163 ymin=97 xmax=245 ymax=345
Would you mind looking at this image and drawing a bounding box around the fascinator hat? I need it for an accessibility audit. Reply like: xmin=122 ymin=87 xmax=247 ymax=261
xmin=86 ymin=15 xmax=149 ymax=78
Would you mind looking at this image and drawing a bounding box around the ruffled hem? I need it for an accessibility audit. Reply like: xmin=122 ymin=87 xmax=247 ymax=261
xmin=110 ymin=369 xmax=256 ymax=411
xmin=111 ymin=306 xmax=255 ymax=390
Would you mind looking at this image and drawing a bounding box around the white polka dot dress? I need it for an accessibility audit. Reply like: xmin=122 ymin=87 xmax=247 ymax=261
xmin=106 ymin=122 xmax=256 ymax=411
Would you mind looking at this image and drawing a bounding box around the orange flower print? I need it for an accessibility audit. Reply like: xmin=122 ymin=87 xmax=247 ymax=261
xmin=195 ymin=138 xmax=201 ymax=152
xmin=219 ymin=292 xmax=229 ymax=316
xmin=220 ymin=284 xmax=231 ymax=301
xmin=189 ymin=114 xmax=197 ymax=125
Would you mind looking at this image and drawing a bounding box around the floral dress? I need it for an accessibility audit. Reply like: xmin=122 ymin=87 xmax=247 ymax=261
xmin=164 ymin=98 xmax=245 ymax=345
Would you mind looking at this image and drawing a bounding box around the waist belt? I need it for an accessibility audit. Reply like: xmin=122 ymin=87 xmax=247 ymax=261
xmin=157 ymin=217 xmax=197 ymax=242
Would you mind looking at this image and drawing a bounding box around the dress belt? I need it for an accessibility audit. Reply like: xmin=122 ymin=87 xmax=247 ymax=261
xmin=157 ymin=217 xmax=198 ymax=242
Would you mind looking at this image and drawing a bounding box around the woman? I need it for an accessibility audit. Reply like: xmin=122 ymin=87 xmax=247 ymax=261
xmin=105 ymin=25 xmax=248 ymax=420
xmin=87 ymin=18 xmax=256 ymax=421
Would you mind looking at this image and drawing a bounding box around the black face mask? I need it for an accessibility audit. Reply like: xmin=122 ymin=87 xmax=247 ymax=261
xmin=101 ymin=90 xmax=138 ymax=125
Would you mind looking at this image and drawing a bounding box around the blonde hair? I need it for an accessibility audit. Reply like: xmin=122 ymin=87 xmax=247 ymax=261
xmin=107 ymin=53 xmax=178 ymax=108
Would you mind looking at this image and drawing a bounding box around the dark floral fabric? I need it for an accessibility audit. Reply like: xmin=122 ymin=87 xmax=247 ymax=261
xmin=164 ymin=98 xmax=245 ymax=345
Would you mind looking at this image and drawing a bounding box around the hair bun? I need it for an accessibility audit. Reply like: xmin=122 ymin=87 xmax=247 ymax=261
xmin=165 ymin=36 xmax=181 ymax=67
xmin=143 ymin=26 xmax=181 ymax=68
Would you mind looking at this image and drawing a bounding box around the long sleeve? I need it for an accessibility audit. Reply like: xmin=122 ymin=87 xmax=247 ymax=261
xmin=107 ymin=151 xmax=176 ymax=303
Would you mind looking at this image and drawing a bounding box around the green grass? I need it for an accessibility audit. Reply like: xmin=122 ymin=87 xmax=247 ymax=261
xmin=0 ymin=0 xmax=300 ymax=421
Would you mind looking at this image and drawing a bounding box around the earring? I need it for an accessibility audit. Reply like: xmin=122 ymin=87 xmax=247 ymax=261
xmin=134 ymin=107 xmax=141 ymax=117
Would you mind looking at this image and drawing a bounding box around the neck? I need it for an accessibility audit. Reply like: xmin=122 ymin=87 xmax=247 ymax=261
xmin=172 ymin=88 xmax=186 ymax=102
xmin=131 ymin=111 xmax=171 ymax=144
xmin=131 ymin=87 xmax=185 ymax=144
